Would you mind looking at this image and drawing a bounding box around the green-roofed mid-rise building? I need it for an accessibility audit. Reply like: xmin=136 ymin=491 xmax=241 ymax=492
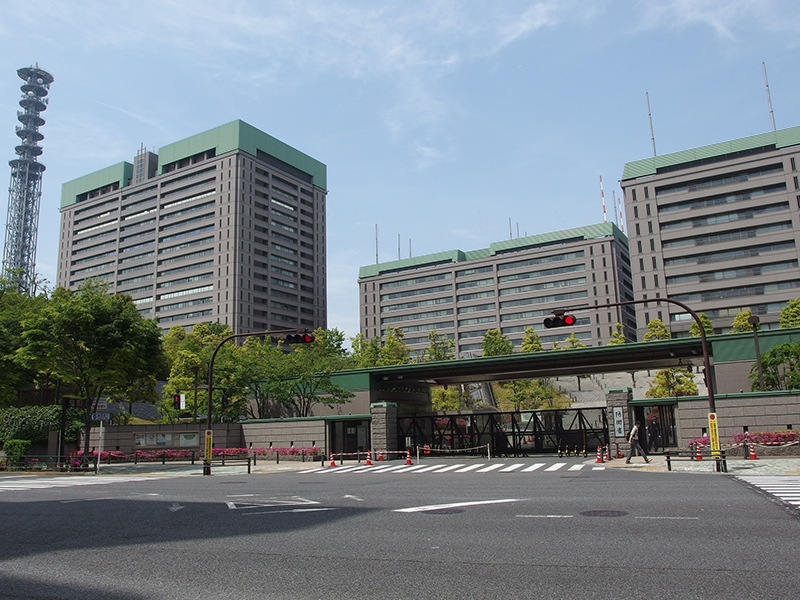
xmin=358 ymin=223 xmax=636 ymax=356
xmin=621 ymin=125 xmax=800 ymax=340
xmin=57 ymin=120 xmax=328 ymax=334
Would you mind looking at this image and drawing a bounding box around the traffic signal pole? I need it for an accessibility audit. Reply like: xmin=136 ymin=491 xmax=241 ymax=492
xmin=549 ymin=297 xmax=715 ymax=413
xmin=203 ymin=327 xmax=313 ymax=475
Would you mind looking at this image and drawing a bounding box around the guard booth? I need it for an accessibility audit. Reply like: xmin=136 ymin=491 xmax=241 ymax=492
xmin=328 ymin=416 xmax=371 ymax=457
xmin=397 ymin=407 xmax=609 ymax=456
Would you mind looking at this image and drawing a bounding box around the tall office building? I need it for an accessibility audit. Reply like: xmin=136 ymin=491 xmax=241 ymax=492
xmin=358 ymin=223 xmax=635 ymax=357
xmin=57 ymin=120 xmax=328 ymax=334
xmin=621 ymin=125 xmax=800 ymax=339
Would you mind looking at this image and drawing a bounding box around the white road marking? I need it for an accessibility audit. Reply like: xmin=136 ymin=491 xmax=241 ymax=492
xmin=522 ymin=463 xmax=545 ymax=472
xmin=545 ymin=463 xmax=567 ymax=471
xmin=500 ymin=464 xmax=525 ymax=472
xmin=394 ymin=499 xmax=523 ymax=513
xmin=568 ymin=464 xmax=585 ymax=471
xmin=516 ymin=514 xmax=574 ymax=518
xmin=476 ymin=464 xmax=504 ymax=473
xmin=454 ymin=464 xmax=484 ymax=473
xmin=430 ymin=464 xmax=465 ymax=473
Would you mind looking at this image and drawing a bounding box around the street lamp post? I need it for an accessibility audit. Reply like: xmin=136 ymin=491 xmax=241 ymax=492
xmin=748 ymin=315 xmax=765 ymax=392
xmin=203 ymin=328 xmax=308 ymax=476
xmin=554 ymin=297 xmax=716 ymax=413
xmin=191 ymin=365 xmax=199 ymax=424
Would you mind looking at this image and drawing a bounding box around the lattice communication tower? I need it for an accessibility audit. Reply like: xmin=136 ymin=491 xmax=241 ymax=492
xmin=3 ymin=65 xmax=53 ymax=293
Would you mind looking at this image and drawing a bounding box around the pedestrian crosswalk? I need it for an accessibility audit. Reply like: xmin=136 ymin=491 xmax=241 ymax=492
xmin=298 ymin=461 xmax=605 ymax=476
xmin=737 ymin=475 xmax=800 ymax=508
xmin=0 ymin=475 xmax=166 ymax=493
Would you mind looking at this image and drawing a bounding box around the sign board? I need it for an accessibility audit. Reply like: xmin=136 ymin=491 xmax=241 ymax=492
xmin=91 ymin=412 xmax=112 ymax=421
xmin=205 ymin=430 xmax=213 ymax=460
xmin=96 ymin=401 xmax=107 ymax=411
xmin=708 ymin=413 xmax=720 ymax=453
xmin=180 ymin=393 xmax=186 ymax=410
xmin=613 ymin=407 xmax=625 ymax=438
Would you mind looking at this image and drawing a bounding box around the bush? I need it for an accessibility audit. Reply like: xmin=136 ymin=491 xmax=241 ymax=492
xmin=3 ymin=439 xmax=31 ymax=467
xmin=0 ymin=405 xmax=83 ymax=445
xmin=731 ymin=430 xmax=800 ymax=446
xmin=251 ymin=447 xmax=320 ymax=457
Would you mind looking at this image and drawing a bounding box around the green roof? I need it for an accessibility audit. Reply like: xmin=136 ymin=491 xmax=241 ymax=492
xmin=159 ymin=120 xmax=326 ymax=189
xmin=60 ymin=120 xmax=326 ymax=208
xmin=359 ymin=222 xmax=625 ymax=279
xmin=60 ymin=162 xmax=132 ymax=208
xmin=622 ymin=125 xmax=800 ymax=181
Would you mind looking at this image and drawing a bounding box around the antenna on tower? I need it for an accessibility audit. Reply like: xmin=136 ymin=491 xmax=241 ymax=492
xmin=617 ymin=187 xmax=625 ymax=233
xmin=611 ymin=190 xmax=618 ymax=227
xmin=763 ymin=61 xmax=776 ymax=132
xmin=646 ymin=92 xmax=657 ymax=157
xmin=600 ymin=175 xmax=607 ymax=223
xmin=3 ymin=65 xmax=53 ymax=293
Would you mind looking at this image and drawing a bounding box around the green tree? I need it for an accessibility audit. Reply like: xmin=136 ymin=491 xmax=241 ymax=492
xmin=430 ymin=384 xmax=485 ymax=410
xmin=520 ymin=328 xmax=543 ymax=353
xmin=19 ymin=280 xmax=165 ymax=455
xmin=730 ymin=310 xmax=757 ymax=333
xmin=271 ymin=337 xmax=355 ymax=417
xmin=422 ymin=330 xmax=455 ymax=362
xmin=645 ymin=367 xmax=698 ymax=398
xmin=0 ymin=281 xmax=48 ymax=405
xmin=750 ymin=341 xmax=800 ymax=391
xmin=560 ymin=333 xmax=586 ymax=349
xmin=608 ymin=323 xmax=626 ymax=345
xmin=779 ymin=299 xmax=800 ymax=328
xmin=643 ymin=319 xmax=670 ymax=341
xmin=481 ymin=329 xmax=513 ymax=356
xmin=377 ymin=326 xmax=411 ymax=366
xmin=689 ymin=312 xmax=713 ymax=338
xmin=350 ymin=333 xmax=381 ymax=368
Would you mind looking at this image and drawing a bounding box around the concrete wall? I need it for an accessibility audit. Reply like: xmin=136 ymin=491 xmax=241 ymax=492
xmin=241 ymin=420 xmax=327 ymax=450
xmin=84 ymin=423 xmax=243 ymax=454
xmin=674 ymin=392 xmax=800 ymax=448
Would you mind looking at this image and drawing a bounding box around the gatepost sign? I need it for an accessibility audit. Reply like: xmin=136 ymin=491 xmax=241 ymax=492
xmin=205 ymin=430 xmax=213 ymax=459
xmin=708 ymin=413 xmax=720 ymax=454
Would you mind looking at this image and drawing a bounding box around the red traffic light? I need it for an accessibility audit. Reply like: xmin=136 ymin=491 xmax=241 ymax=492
xmin=285 ymin=332 xmax=315 ymax=344
xmin=544 ymin=314 xmax=578 ymax=328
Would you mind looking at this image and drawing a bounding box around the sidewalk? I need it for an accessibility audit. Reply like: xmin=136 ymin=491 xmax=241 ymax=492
xmin=600 ymin=454 xmax=800 ymax=475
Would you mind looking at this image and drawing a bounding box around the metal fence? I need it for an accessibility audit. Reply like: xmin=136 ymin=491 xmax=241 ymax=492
xmin=398 ymin=408 xmax=609 ymax=456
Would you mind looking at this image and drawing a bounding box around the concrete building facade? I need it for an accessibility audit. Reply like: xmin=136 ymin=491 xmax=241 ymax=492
xmin=358 ymin=223 xmax=636 ymax=357
xmin=621 ymin=125 xmax=800 ymax=339
xmin=57 ymin=120 xmax=328 ymax=334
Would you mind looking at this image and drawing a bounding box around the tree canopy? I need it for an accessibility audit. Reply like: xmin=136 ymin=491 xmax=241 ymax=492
xmin=481 ymin=329 xmax=513 ymax=356
xmin=643 ymin=319 xmax=670 ymax=342
xmin=689 ymin=312 xmax=713 ymax=338
xmin=779 ymin=299 xmax=800 ymax=328
xmin=18 ymin=280 xmax=165 ymax=454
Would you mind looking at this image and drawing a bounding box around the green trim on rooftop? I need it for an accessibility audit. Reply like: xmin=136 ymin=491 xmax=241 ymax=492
xmin=158 ymin=120 xmax=326 ymax=189
xmin=59 ymin=121 xmax=326 ymax=209
xmin=622 ymin=125 xmax=800 ymax=181
xmin=60 ymin=162 xmax=133 ymax=208
xmin=358 ymin=222 xmax=625 ymax=279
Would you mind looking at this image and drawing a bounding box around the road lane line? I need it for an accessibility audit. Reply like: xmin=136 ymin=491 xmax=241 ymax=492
xmin=476 ymin=464 xmax=504 ymax=473
xmin=394 ymin=498 xmax=523 ymax=513
xmin=522 ymin=463 xmax=545 ymax=472
xmin=454 ymin=464 xmax=483 ymax=473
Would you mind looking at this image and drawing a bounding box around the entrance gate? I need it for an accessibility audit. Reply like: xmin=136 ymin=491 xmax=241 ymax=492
xmin=398 ymin=408 xmax=609 ymax=456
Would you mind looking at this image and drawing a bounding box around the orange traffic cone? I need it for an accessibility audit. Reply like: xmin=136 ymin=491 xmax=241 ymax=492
xmin=604 ymin=445 xmax=610 ymax=461
xmin=749 ymin=444 xmax=759 ymax=460
xmin=405 ymin=450 xmax=412 ymax=465
xmin=365 ymin=451 xmax=372 ymax=466
xmin=695 ymin=444 xmax=703 ymax=460
xmin=596 ymin=447 xmax=603 ymax=463
xmin=329 ymin=453 xmax=336 ymax=467
xmin=378 ymin=448 xmax=384 ymax=462
xmin=617 ymin=444 xmax=623 ymax=459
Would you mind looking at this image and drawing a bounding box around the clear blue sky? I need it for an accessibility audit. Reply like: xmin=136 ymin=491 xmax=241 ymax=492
xmin=3 ymin=1 xmax=800 ymax=344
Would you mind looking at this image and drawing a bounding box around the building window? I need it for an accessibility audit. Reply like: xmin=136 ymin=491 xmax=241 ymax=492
xmin=637 ymin=240 xmax=642 ymax=253
xmin=635 ymin=223 xmax=641 ymax=236
xmin=641 ymin=276 xmax=647 ymax=289
xmin=632 ymin=189 xmax=637 ymax=201
xmin=633 ymin=206 xmax=639 ymax=218
xmin=648 ymin=222 xmax=653 ymax=234
xmin=652 ymin=256 xmax=657 ymax=269
xmin=646 ymin=204 xmax=651 ymax=216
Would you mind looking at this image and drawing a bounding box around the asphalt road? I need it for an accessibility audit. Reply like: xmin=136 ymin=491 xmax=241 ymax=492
xmin=1 ymin=457 xmax=798 ymax=600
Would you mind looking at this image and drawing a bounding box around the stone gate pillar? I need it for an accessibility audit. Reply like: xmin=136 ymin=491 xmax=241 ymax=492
xmin=605 ymin=387 xmax=633 ymax=457
xmin=370 ymin=402 xmax=398 ymax=455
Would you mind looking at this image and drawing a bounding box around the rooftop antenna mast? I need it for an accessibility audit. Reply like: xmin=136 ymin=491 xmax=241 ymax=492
xmin=646 ymin=92 xmax=657 ymax=157
xmin=762 ymin=61 xmax=776 ymax=131
xmin=599 ymin=175 xmax=607 ymax=223
xmin=3 ymin=65 xmax=53 ymax=293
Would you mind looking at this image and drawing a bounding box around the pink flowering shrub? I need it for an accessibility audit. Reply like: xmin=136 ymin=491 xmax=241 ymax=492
xmin=251 ymin=447 xmax=320 ymax=457
xmin=731 ymin=430 xmax=800 ymax=445
xmin=688 ymin=436 xmax=710 ymax=448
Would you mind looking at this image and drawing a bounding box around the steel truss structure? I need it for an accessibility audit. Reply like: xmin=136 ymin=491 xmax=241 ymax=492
xmin=3 ymin=65 xmax=53 ymax=293
xmin=398 ymin=408 xmax=609 ymax=456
